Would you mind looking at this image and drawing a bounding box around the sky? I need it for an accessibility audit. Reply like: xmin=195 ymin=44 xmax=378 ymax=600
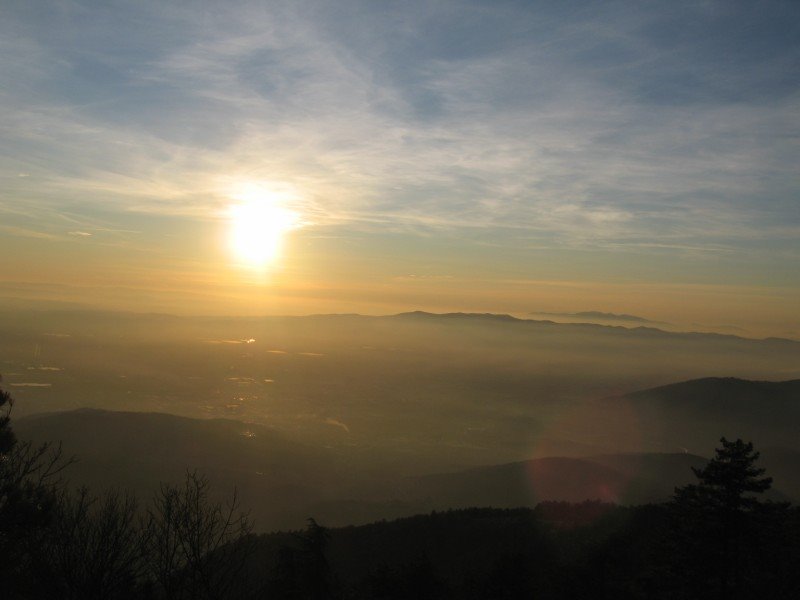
xmin=1 ymin=0 xmax=798 ymax=337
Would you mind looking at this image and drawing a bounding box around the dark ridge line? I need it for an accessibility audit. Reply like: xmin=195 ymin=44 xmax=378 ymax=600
xmin=615 ymin=376 xmax=800 ymax=399
xmin=391 ymin=311 xmax=800 ymax=345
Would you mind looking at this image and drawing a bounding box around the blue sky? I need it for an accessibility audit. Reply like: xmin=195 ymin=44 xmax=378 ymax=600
xmin=1 ymin=0 xmax=798 ymax=333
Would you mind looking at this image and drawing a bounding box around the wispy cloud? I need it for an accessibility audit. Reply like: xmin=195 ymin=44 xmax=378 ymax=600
xmin=0 ymin=0 xmax=797 ymax=261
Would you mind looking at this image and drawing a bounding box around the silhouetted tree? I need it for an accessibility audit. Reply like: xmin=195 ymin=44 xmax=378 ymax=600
xmin=0 ymin=375 xmax=16 ymax=455
xmin=670 ymin=437 xmax=784 ymax=599
xmin=299 ymin=518 xmax=332 ymax=600
xmin=32 ymin=487 xmax=144 ymax=600
xmin=678 ymin=438 xmax=772 ymax=511
xmin=0 ymin=375 xmax=72 ymax=596
xmin=264 ymin=518 xmax=336 ymax=600
xmin=142 ymin=470 xmax=254 ymax=600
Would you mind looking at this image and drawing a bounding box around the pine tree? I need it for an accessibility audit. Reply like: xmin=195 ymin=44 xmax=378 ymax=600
xmin=677 ymin=438 xmax=772 ymax=512
xmin=300 ymin=518 xmax=332 ymax=600
xmin=670 ymin=437 xmax=781 ymax=599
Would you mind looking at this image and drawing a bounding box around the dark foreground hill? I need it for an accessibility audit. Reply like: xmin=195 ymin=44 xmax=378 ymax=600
xmin=17 ymin=409 xmax=702 ymax=530
xmin=403 ymin=453 xmax=708 ymax=508
xmin=10 ymin=409 xmax=727 ymax=532
xmin=14 ymin=409 xmax=352 ymax=530
xmin=248 ymin=504 xmax=800 ymax=600
xmin=23 ymin=410 xmax=667 ymax=529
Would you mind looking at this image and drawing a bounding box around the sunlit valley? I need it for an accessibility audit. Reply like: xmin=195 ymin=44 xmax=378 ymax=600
xmin=3 ymin=309 xmax=800 ymax=526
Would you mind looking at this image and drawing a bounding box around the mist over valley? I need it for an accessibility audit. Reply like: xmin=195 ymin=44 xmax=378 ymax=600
xmin=3 ymin=309 xmax=799 ymax=530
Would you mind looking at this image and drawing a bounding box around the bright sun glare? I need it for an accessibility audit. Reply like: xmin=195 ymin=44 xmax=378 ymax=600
xmin=227 ymin=183 xmax=300 ymax=267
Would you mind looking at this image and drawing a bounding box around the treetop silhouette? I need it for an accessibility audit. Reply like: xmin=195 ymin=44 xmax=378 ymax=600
xmin=674 ymin=437 xmax=772 ymax=513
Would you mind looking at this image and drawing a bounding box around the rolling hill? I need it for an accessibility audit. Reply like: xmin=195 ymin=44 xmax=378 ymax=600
xmin=12 ymin=375 xmax=800 ymax=530
xmin=594 ymin=377 xmax=800 ymax=455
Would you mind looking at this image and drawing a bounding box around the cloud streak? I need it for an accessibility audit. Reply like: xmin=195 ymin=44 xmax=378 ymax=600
xmin=0 ymin=0 xmax=797 ymax=263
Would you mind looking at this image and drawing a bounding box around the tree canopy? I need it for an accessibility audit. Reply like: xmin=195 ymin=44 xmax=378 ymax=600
xmin=673 ymin=437 xmax=773 ymax=512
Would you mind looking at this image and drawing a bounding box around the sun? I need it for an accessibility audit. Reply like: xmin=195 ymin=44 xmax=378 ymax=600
xmin=227 ymin=183 xmax=300 ymax=267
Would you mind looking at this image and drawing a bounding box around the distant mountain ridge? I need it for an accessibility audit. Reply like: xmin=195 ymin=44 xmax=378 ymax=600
xmin=532 ymin=310 xmax=658 ymax=324
xmin=394 ymin=310 xmax=524 ymax=323
xmin=391 ymin=310 xmax=799 ymax=344
xmin=2 ymin=307 xmax=797 ymax=345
